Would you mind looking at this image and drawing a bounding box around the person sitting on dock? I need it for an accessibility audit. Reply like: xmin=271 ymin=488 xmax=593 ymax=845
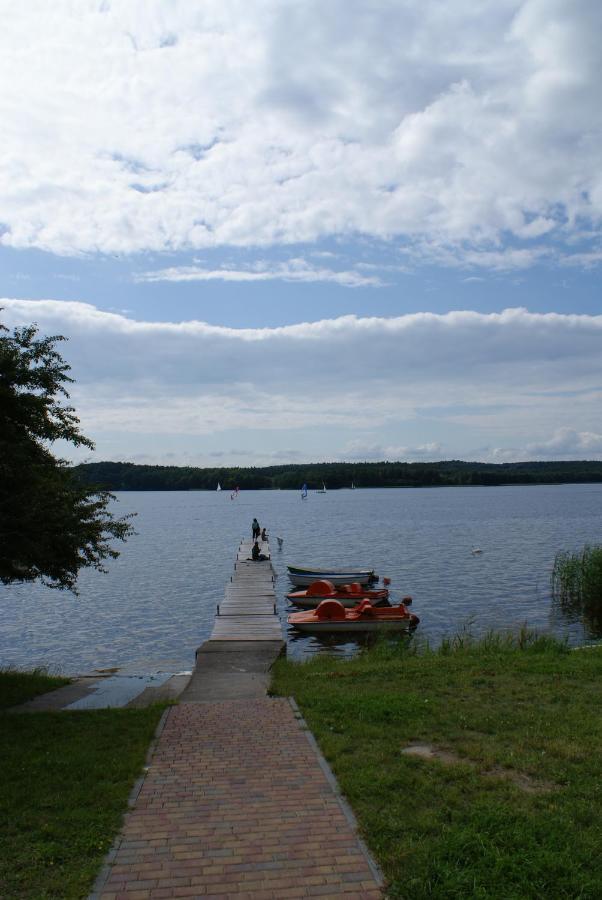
xmin=251 ymin=540 xmax=268 ymax=561
xmin=261 ymin=527 xmax=268 ymax=541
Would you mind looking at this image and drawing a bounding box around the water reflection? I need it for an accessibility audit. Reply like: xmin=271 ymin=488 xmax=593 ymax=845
xmin=552 ymin=597 xmax=602 ymax=640
xmin=286 ymin=628 xmax=373 ymax=657
xmin=286 ymin=627 xmax=419 ymax=659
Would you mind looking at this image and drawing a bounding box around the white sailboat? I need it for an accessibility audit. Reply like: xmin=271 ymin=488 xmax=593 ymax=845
xmin=216 ymin=482 xmax=221 ymax=491
xmin=316 ymin=482 xmax=326 ymax=494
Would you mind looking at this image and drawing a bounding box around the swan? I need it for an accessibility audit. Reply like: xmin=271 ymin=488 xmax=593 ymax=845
xmin=471 ymin=547 xmax=483 ymax=555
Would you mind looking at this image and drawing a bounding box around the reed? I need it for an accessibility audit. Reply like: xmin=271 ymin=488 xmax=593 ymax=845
xmin=551 ymin=544 xmax=602 ymax=611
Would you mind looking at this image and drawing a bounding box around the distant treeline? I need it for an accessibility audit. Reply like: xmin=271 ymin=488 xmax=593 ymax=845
xmin=71 ymin=460 xmax=602 ymax=491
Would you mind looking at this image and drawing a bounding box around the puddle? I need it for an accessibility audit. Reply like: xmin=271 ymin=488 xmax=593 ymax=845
xmin=66 ymin=672 xmax=179 ymax=709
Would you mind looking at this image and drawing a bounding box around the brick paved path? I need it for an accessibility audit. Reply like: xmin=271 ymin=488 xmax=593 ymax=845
xmin=93 ymin=699 xmax=383 ymax=899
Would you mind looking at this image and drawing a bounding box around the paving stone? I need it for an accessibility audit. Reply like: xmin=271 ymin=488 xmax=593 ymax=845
xmin=92 ymin=699 xmax=382 ymax=898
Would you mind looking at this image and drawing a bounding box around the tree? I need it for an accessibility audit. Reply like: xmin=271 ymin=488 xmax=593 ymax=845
xmin=0 ymin=319 xmax=133 ymax=591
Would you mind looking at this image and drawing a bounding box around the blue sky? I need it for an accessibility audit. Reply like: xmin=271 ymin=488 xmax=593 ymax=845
xmin=2 ymin=1 xmax=601 ymax=465
xmin=2 ymin=239 xmax=602 ymax=328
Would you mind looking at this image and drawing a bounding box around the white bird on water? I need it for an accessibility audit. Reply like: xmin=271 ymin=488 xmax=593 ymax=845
xmin=471 ymin=547 xmax=483 ymax=555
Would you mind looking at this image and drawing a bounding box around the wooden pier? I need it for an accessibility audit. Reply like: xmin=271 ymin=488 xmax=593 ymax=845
xmin=209 ymin=538 xmax=283 ymax=642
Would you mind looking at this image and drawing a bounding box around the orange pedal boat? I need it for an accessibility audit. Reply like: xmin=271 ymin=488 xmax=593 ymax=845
xmin=286 ymin=579 xmax=390 ymax=609
xmin=288 ymin=598 xmax=419 ymax=633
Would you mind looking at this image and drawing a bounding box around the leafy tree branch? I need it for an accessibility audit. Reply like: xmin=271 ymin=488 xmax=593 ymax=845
xmin=0 ymin=319 xmax=133 ymax=591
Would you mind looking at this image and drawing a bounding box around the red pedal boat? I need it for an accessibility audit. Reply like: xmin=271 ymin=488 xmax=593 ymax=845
xmin=288 ymin=598 xmax=419 ymax=633
xmin=286 ymin=579 xmax=390 ymax=609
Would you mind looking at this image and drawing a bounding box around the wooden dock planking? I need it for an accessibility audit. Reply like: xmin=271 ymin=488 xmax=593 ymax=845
xmin=219 ymin=602 xmax=275 ymax=615
xmin=211 ymin=616 xmax=284 ymax=640
xmin=209 ymin=537 xmax=283 ymax=642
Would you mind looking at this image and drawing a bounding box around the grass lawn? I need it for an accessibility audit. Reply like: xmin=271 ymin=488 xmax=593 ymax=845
xmin=0 ymin=670 xmax=165 ymax=899
xmin=271 ymin=633 xmax=602 ymax=899
xmin=0 ymin=667 xmax=71 ymax=708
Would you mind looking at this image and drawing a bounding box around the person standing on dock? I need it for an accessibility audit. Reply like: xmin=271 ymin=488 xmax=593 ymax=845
xmin=252 ymin=517 xmax=260 ymax=539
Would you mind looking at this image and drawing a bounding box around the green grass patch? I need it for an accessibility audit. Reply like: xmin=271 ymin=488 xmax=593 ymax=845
xmin=0 ymin=667 xmax=71 ymax=710
xmin=271 ymin=632 xmax=602 ymax=898
xmin=0 ymin=696 xmax=165 ymax=899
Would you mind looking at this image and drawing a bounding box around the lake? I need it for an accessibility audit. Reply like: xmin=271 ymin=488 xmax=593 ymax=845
xmin=1 ymin=484 xmax=601 ymax=676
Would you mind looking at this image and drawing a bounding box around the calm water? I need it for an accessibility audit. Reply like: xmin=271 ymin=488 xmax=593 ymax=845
xmin=1 ymin=484 xmax=601 ymax=675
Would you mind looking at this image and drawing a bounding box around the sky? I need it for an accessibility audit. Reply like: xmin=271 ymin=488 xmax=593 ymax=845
xmin=1 ymin=0 xmax=601 ymax=467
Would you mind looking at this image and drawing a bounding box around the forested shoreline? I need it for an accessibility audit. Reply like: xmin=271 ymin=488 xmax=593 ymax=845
xmin=72 ymin=459 xmax=602 ymax=491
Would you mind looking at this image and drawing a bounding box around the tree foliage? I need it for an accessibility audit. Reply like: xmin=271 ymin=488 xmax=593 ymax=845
xmin=0 ymin=320 xmax=133 ymax=590
xmin=72 ymin=458 xmax=602 ymax=492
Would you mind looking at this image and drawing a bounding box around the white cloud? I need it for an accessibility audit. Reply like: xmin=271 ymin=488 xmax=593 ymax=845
xmin=341 ymin=441 xmax=444 ymax=462
xmin=559 ymin=248 xmax=602 ymax=267
xmin=135 ymin=258 xmax=384 ymax=287
xmin=403 ymin=241 xmax=553 ymax=271
xmin=0 ymin=1 xmax=600 ymax=267
xmin=3 ymin=298 xmax=602 ymax=464
xmin=489 ymin=427 xmax=602 ymax=462
xmin=525 ymin=427 xmax=602 ymax=458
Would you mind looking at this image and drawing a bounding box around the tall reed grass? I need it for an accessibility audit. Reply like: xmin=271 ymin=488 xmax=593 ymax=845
xmin=551 ymin=544 xmax=602 ymax=614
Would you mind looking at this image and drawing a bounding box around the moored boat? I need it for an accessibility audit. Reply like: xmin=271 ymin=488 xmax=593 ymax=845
xmin=288 ymin=572 xmax=377 ymax=587
xmin=288 ymin=565 xmax=376 ymax=576
xmin=288 ymin=598 xmax=419 ymax=633
xmin=287 ymin=565 xmax=378 ymax=587
xmin=286 ymin=579 xmax=390 ymax=609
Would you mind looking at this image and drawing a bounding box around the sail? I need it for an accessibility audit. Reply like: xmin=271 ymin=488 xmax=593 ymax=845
xmin=301 ymin=483 xmax=308 ymax=499
xmin=216 ymin=482 xmax=221 ymax=491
